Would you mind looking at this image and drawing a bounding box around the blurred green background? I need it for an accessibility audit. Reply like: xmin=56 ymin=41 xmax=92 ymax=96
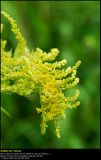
xmin=1 ymin=1 xmax=100 ymax=148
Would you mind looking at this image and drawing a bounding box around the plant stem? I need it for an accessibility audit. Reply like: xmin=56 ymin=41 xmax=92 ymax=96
xmin=1 ymin=106 xmax=12 ymax=119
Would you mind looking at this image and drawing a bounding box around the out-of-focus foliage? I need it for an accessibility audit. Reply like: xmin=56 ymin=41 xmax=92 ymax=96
xmin=1 ymin=1 xmax=100 ymax=148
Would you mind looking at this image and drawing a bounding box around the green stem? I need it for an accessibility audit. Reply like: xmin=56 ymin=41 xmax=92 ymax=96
xmin=1 ymin=106 xmax=12 ymax=119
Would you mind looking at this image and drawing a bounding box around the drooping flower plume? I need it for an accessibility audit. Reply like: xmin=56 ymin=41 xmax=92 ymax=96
xmin=1 ymin=11 xmax=81 ymax=138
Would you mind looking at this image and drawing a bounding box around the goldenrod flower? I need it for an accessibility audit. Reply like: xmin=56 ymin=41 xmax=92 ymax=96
xmin=1 ymin=11 xmax=81 ymax=138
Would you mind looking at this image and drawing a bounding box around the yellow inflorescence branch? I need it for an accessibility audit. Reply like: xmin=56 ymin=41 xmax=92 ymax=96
xmin=1 ymin=11 xmax=81 ymax=138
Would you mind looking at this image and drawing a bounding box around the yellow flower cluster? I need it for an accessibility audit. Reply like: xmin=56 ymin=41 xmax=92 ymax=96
xmin=1 ymin=11 xmax=81 ymax=138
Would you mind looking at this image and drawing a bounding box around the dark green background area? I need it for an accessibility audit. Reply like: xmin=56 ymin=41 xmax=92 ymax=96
xmin=1 ymin=1 xmax=100 ymax=148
